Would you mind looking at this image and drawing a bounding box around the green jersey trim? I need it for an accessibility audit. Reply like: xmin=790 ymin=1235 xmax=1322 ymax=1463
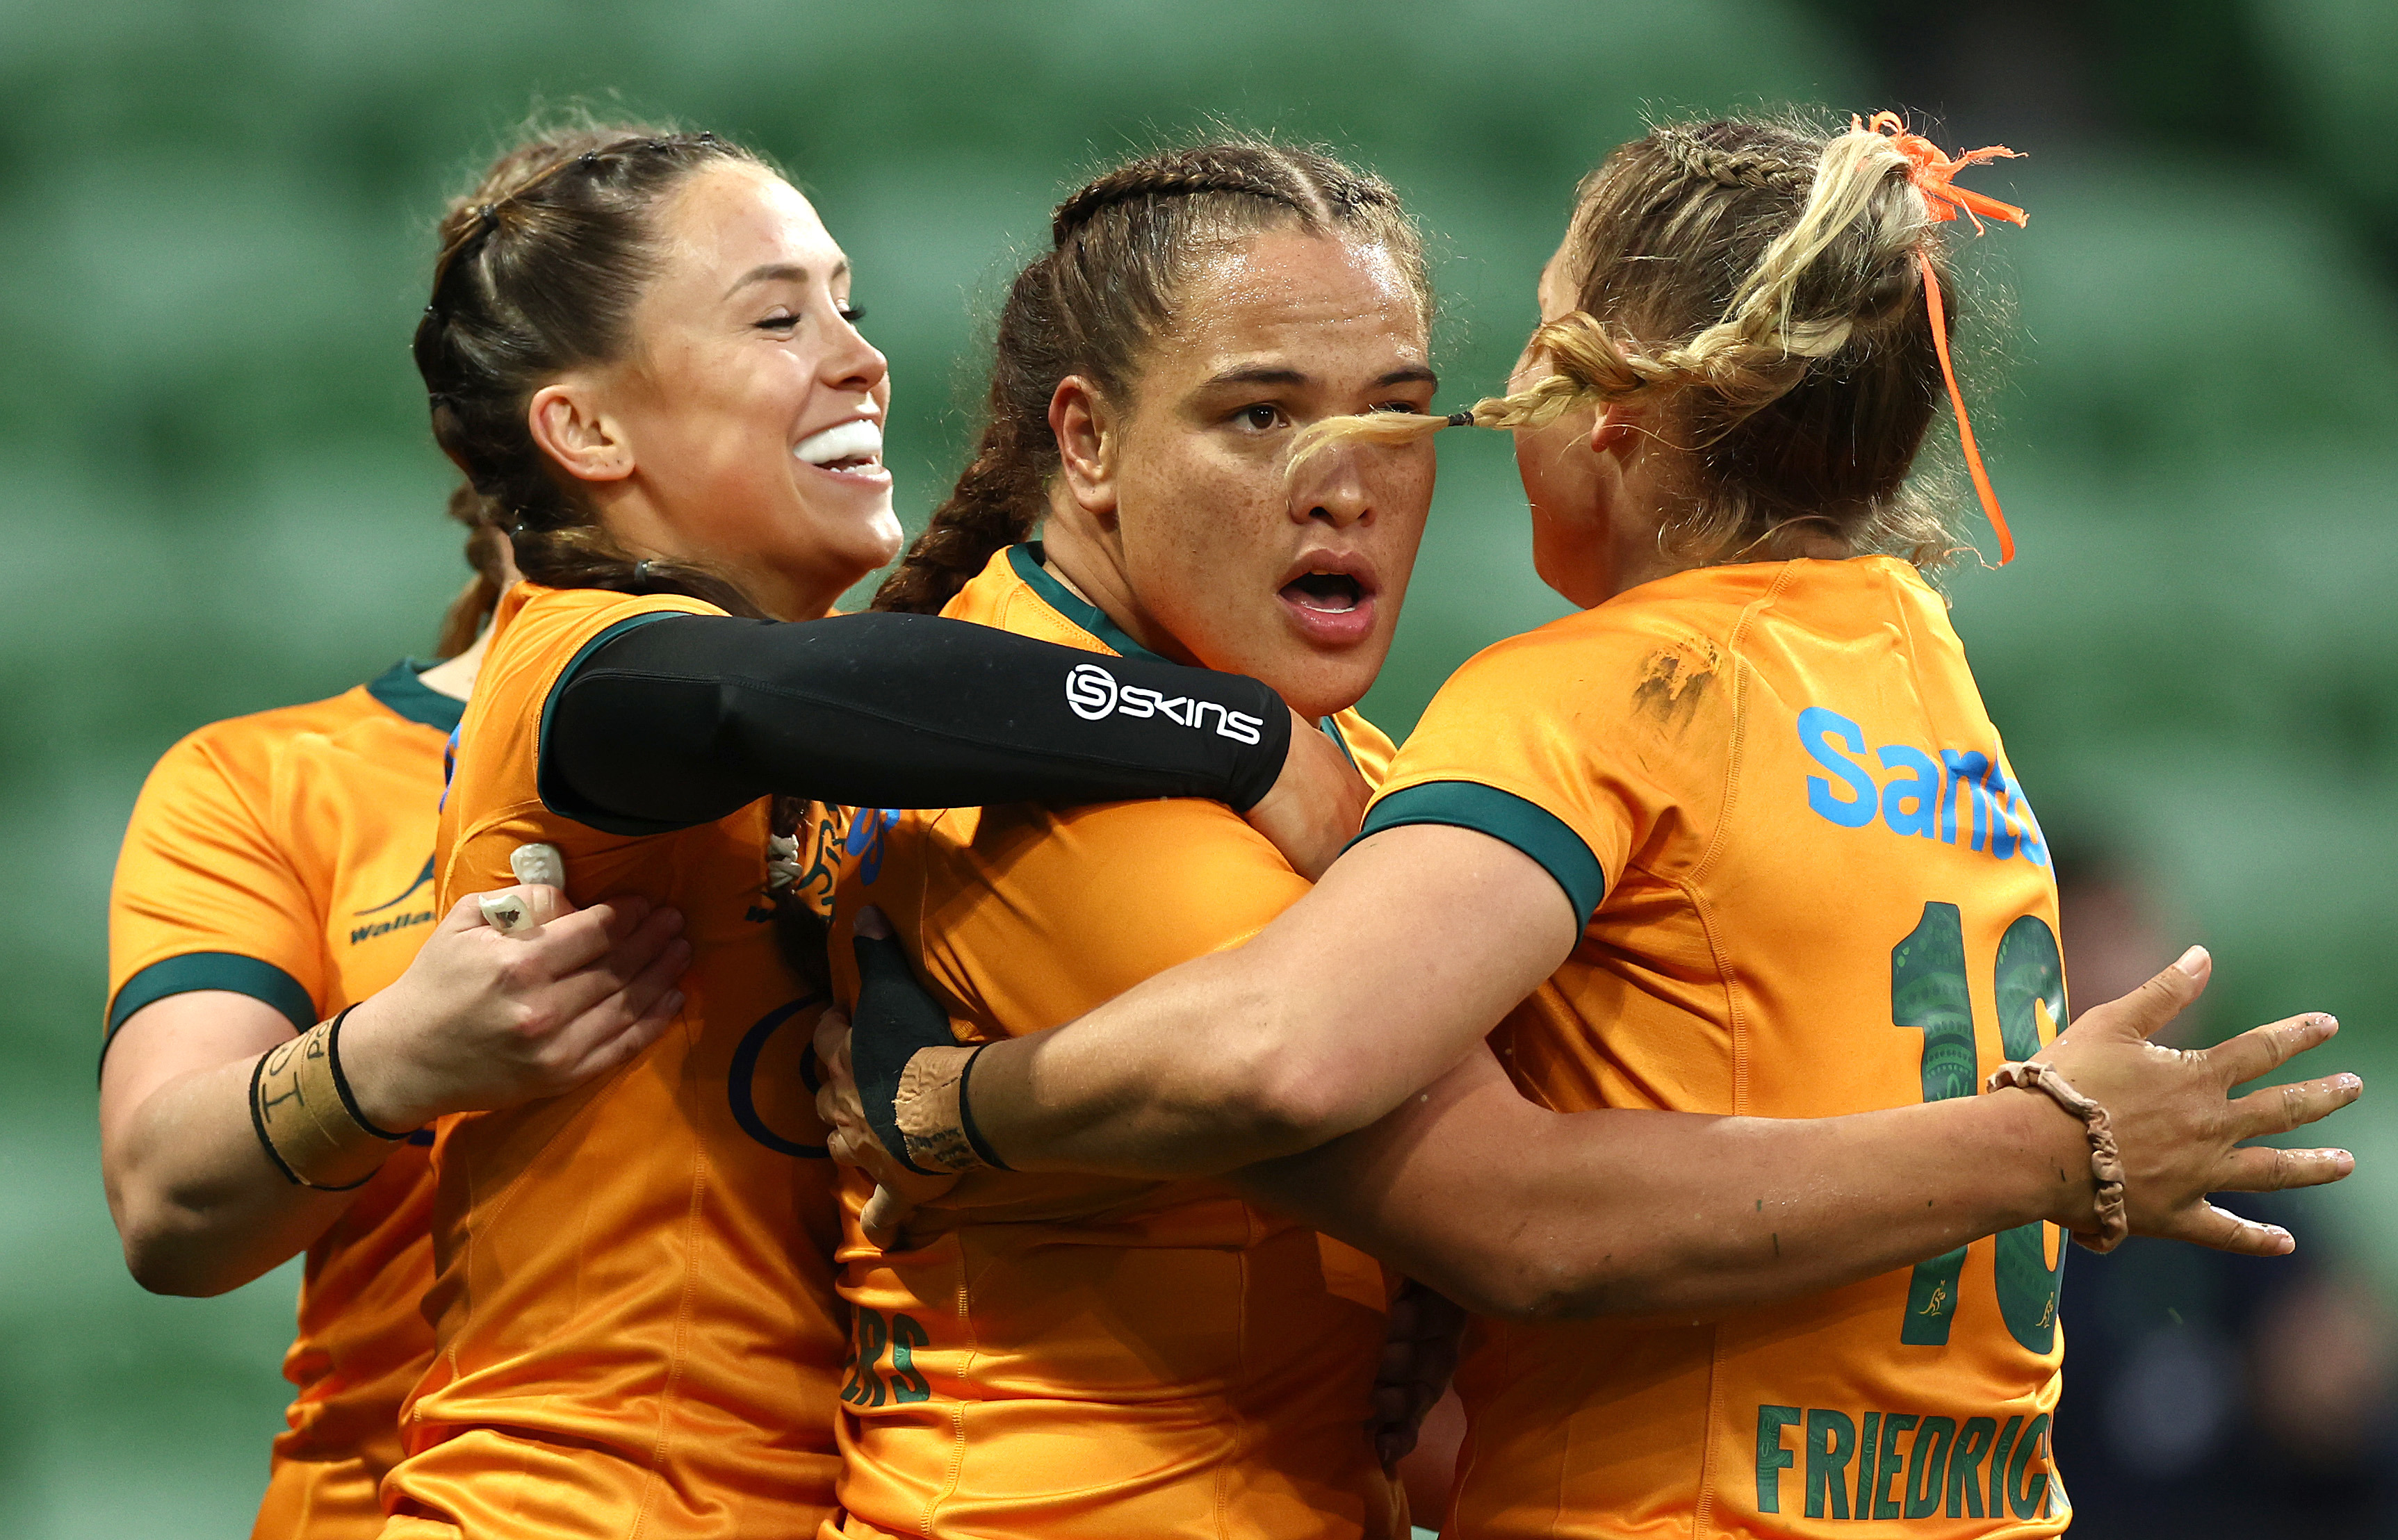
xmin=1359 ymin=780 xmax=1606 ymax=926
xmin=366 ymin=658 xmax=467 ymax=735
xmin=104 ymin=951 xmax=317 ymax=1064
xmin=1006 ymin=543 xmax=1165 ymax=664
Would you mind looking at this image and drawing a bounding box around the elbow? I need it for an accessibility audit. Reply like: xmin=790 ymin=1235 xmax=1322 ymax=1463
xmin=120 ymin=1228 xmax=230 ymax=1298
xmin=109 ymin=1190 xmax=240 ymax=1298
xmin=1196 ymin=1032 xmax=1387 ymax=1163
xmin=1437 ymin=1236 xmax=1677 ymax=1325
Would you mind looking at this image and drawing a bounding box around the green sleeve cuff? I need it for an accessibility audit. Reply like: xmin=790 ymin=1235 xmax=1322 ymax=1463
xmin=104 ymin=952 xmax=317 ymax=1070
xmin=1359 ymin=780 xmax=1606 ymax=926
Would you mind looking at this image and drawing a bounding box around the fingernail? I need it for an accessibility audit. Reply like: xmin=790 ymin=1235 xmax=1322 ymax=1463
xmin=2339 ymin=1074 xmax=2362 ymax=1092
xmin=2174 ymin=945 xmax=2208 ymax=977
xmin=664 ymin=990 xmax=685 ymax=1013
xmin=2316 ymin=1014 xmax=2340 ymax=1031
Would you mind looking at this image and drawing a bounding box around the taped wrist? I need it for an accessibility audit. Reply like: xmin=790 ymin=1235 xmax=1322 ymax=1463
xmin=1987 ymin=1058 xmax=2128 ymax=1253
xmin=892 ymin=1045 xmax=995 ymax=1174
xmin=852 ymin=928 xmax=1002 ymax=1174
xmin=249 ymin=1007 xmax=405 ymax=1191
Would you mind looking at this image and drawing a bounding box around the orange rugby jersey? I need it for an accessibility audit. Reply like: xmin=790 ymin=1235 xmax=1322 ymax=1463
xmin=384 ymin=582 xmax=849 ymax=1540
xmin=107 ymin=662 xmax=459 ymax=1540
xmin=826 ymin=543 xmax=1406 ymax=1540
xmin=1362 ymin=557 xmax=2070 ymax=1540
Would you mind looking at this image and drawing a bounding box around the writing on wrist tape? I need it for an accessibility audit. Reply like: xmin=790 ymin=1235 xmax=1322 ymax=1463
xmin=250 ymin=1006 xmax=405 ymax=1190
xmin=1987 ymin=1059 xmax=2129 ymax=1254
xmin=892 ymin=1045 xmax=997 ymax=1174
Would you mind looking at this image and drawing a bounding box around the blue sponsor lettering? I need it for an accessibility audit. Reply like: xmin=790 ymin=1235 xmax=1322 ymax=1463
xmin=1798 ymin=708 xmax=2048 ymax=867
xmin=1800 ymin=707 xmax=1879 ymax=828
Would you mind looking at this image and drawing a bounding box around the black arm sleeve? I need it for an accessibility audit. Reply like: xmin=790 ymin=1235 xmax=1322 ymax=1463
xmin=539 ymin=611 xmax=1294 ymax=835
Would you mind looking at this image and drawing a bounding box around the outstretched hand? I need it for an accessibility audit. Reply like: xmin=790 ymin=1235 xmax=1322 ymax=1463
xmin=2037 ymin=945 xmax=2358 ymax=1256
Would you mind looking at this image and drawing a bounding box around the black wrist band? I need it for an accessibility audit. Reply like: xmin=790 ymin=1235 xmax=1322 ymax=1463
xmin=249 ymin=1051 xmax=305 ymax=1188
xmin=956 ymin=1042 xmax=1011 ymax=1172
xmin=852 ymin=927 xmax=963 ymax=1177
xmin=324 ymin=1004 xmax=405 ymax=1141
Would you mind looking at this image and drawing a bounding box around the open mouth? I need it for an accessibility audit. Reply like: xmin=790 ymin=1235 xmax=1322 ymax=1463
xmin=794 ymin=418 xmax=886 ymax=477
xmin=1281 ymin=571 xmax=1364 ymax=614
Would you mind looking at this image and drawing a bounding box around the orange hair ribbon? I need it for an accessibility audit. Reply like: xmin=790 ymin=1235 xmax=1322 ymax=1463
xmin=1854 ymin=110 xmax=2027 ymax=564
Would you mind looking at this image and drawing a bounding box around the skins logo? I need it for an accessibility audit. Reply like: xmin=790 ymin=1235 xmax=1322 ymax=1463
xmin=1064 ymin=662 xmax=1265 ymax=745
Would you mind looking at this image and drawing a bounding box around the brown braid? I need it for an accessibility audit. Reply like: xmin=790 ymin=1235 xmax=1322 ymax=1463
xmin=432 ymin=480 xmax=514 ymax=657
xmin=1654 ymin=126 xmax=1814 ymax=196
xmin=872 ymin=137 xmax=1428 ymax=617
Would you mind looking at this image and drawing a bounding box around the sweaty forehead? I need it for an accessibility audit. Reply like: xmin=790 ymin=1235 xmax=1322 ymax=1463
xmin=1162 ymin=231 xmax=1426 ymax=375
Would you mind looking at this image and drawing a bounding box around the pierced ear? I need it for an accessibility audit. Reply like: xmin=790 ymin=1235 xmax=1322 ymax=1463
xmin=528 ymin=380 xmax=635 ymax=486
xmin=1048 ymin=375 xmax=1118 ymax=520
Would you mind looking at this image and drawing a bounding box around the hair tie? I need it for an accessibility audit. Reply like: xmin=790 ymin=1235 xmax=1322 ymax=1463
xmin=633 ymin=559 xmax=654 ymax=584
xmin=1854 ymin=110 xmax=2028 ymax=565
xmin=1444 ymin=410 xmax=1475 ymax=428
xmin=476 ymin=203 xmax=498 ymax=232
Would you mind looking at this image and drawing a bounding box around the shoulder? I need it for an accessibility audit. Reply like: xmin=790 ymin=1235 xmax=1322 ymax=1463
xmin=131 ymin=684 xmax=392 ymax=828
xmin=459 ymin=584 xmax=726 ymax=783
xmin=1396 ymin=589 xmax=1740 ymax=785
xmin=480 ymin=583 xmax=725 ymax=701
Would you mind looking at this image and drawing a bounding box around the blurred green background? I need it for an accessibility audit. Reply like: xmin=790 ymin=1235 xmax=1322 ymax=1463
xmin=5 ymin=0 xmax=2393 ymax=1532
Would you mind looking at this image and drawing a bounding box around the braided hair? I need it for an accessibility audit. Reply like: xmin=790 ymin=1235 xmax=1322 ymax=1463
xmin=1291 ymin=113 xmax=1964 ymax=571
xmin=414 ymin=120 xmax=773 ymax=643
xmin=870 ymin=138 xmax=1429 ymax=616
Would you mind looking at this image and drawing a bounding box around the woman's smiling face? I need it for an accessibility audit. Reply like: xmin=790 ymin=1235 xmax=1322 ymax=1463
xmin=1050 ymin=227 xmax=1437 ymax=719
xmin=559 ymin=161 xmax=902 ymax=619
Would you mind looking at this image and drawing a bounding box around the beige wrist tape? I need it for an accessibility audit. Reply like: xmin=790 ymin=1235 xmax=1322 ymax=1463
xmin=1986 ymin=1059 xmax=2129 ymax=1254
xmin=250 ymin=1008 xmax=404 ymax=1190
xmin=892 ymin=1045 xmax=991 ymax=1174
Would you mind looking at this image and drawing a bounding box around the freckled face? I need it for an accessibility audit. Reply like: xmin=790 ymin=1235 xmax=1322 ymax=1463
xmin=1105 ymin=231 xmax=1437 ymax=718
xmin=601 ymin=163 xmax=902 ymax=616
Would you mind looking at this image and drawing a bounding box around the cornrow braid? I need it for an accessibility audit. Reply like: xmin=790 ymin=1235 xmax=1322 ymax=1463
xmin=1291 ymin=111 xmax=1963 ymax=573
xmin=1051 ymin=153 xmax=1313 ymax=244
xmin=873 ymin=136 xmax=1429 ymax=618
xmin=1654 ymin=126 xmax=1813 ymax=195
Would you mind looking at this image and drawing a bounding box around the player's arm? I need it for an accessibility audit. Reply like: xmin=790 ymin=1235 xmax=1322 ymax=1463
xmin=544 ymin=612 xmax=1364 ymax=876
xmin=831 ymin=824 xmax=2358 ymax=1277
xmin=915 ymin=824 xmax=1569 ymax=1177
xmin=1233 ymin=958 xmax=2360 ymax=1321
xmin=101 ymin=887 xmax=687 ymax=1297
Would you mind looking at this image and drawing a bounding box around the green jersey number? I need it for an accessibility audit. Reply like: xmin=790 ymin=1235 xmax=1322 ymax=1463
xmin=1893 ymin=901 xmax=2068 ymax=1352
